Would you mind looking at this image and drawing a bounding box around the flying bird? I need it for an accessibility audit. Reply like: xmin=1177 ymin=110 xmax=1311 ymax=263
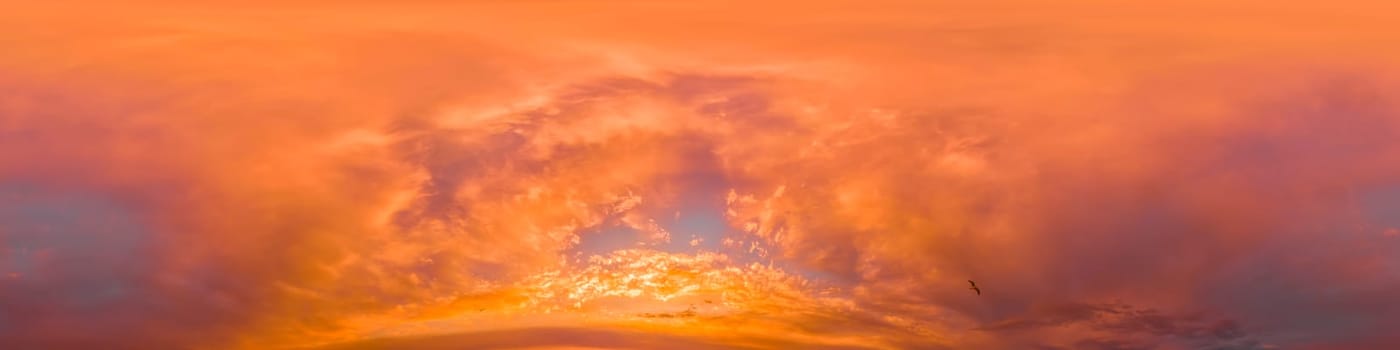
xmin=968 ymin=280 xmax=981 ymax=295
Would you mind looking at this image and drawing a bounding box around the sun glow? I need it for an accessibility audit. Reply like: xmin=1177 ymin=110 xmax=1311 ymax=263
xmin=309 ymin=247 xmax=901 ymax=349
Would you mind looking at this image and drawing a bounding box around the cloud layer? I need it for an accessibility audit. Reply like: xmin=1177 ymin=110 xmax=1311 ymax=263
xmin=3 ymin=1 xmax=1400 ymax=349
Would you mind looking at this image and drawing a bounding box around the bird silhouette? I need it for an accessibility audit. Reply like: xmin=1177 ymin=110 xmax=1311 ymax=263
xmin=968 ymin=280 xmax=981 ymax=295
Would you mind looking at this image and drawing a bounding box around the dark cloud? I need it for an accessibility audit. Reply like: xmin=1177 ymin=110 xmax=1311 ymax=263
xmin=979 ymin=302 xmax=1253 ymax=348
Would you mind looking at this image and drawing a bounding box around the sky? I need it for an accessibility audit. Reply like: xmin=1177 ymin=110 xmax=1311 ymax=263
xmin=2 ymin=1 xmax=1400 ymax=349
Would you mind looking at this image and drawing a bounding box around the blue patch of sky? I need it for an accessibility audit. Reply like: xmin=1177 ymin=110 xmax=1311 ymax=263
xmin=0 ymin=183 xmax=151 ymax=310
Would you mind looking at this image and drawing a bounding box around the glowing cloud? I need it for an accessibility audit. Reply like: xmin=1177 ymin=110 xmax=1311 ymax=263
xmin=3 ymin=1 xmax=1399 ymax=349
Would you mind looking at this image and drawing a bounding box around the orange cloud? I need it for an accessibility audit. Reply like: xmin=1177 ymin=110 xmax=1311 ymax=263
xmin=3 ymin=1 xmax=1400 ymax=349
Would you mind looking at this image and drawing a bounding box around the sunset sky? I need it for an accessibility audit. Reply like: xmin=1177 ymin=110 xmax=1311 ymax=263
xmin=3 ymin=1 xmax=1400 ymax=349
